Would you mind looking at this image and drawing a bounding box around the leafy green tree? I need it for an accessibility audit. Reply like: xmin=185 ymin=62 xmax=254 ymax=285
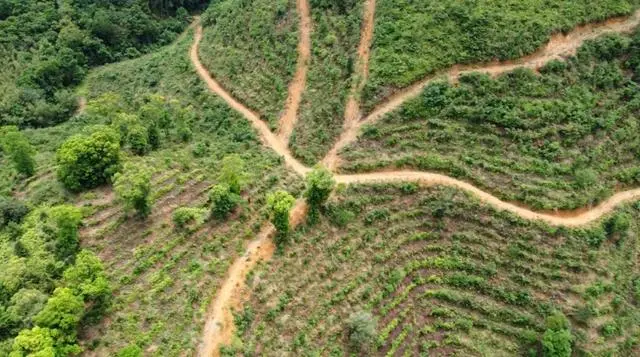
xmin=209 ymin=184 xmax=240 ymax=220
xmin=304 ymin=165 xmax=335 ymax=223
xmin=542 ymin=311 xmax=572 ymax=357
xmin=113 ymin=163 xmax=152 ymax=217
xmin=9 ymin=326 xmax=57 ymax=357
xmin=127 ymin=124 xmax=150 ymax=155
xmin=56 ymin=126 xmax=121 ymax=191
xmin=266 ymin=190 xmax=295 ymax=246
xmin=2 ymin=130 xmax=36 ymax=177
xmin=6 ymin=289 xmax=48 ymax=329
xmin=346 ymin=311 xmax=377 ymax=352
xmin=61 ymin=250 xmax=111 ymax=306
xmin=0 ymin=197 xmax=29 ymax=227
xmin=49 ymin=205 xmax=82 ymax=261
xmin=34 ymin=288 xmax=83 ymax=334
xmin=219 ymin=154 xmax=246 ymax=194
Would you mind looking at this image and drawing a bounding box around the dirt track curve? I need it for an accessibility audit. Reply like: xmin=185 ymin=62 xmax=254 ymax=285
xmin=191 ymin=8 xmax=640 ymax=356
xmin=277 ymin=0 xmax=311 ymax=143
xmin=191 ymin=24 xmax=310 ymax=177
xmin=329 ymin=9 xmax=640 ymax=157
xmin=324 ymin=0 xmax=376 ymax=170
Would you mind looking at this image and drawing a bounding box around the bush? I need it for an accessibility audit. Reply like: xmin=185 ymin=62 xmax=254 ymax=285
xmin=173 ymin=206 xmax=206 ymax=228
xmin=2 ymin=130 xmax=36 ymax=177
xmin=542 ymin=312 xmax=572 ymax=357
xmin=219 ymin=155 xmax=246 ymax=194
xmin=209 ymin=184 xmax=240 ymax=220
xmin=266 ymin=190 xmax=296 ymax=245
xmin=0 ymin=198 xmax=29 ymax=227
xmin=113 ymin=163 xmax=152 ymax=217
xmin=56 ymin=126 xmax=121 ymax=191
xmin=304 ymin=165 xmax=335 ymax=223
xmin=346 ymin=311 xmax=377 ymax=352
xmin=116 ymin=344 xmax=142 ymax=357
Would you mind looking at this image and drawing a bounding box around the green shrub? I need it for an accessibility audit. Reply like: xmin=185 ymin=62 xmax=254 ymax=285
xmin=209 ymin=184 xmax=240 ymax=220
xmin=304 ymin=165 xmax=335 ymax=223
xmin=542 ymin=312 xmax=572 ymax=357
xmin=116 ymin=344 xmax=142 ymax=357
xmin=2 ymin=129 xmax=36 ymax=177
xmin=0 ymin=197 xmax=29 ymax=227
xmin=346 ymin=311 xmax=377 ymax=352
xmin=173 ymin=206 xmax=206 ymax=228
xmin=56 ymin=126 xmax=121 ymax=192
xmin=113 ymin=163 xmax=152 ymax=217
xmin=266 ymin=190 xmax=295 ymax=246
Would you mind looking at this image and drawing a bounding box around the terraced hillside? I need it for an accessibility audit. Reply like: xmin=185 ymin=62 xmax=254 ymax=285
xmin=235 ymin=184 xmax=640 ymax=356
xmin=361 ymin=0 xmax=640 ymax=112
xmin=341 ymin=29 xmax=640 ymax=210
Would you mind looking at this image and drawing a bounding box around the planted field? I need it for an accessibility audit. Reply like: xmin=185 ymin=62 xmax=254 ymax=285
xmin=289 ymin=0 xmax=364 ymax=164
xmin=234 ymin=184 xmax=640 ymax=356
xmin=341 ymin=30 xmax=640 ymax=210
xmin=197 ymin=0 xmax=300 ymax=130
xmin=362 ymin=0 xmax=639 ymax=111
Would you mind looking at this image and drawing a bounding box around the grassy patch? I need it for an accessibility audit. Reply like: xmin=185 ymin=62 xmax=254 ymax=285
xmin=289 ymin=1 xmax=364 ymax=165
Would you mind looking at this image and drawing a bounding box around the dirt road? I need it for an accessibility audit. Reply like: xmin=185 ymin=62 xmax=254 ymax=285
xmin=277 ymin=0 xmax=311 ymax=143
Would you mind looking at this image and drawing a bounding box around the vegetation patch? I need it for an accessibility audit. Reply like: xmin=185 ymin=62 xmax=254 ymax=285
xmin=362 ymin=0 xmax=638 ymax=112
xmin=289 ymin=0 xmax=364 ymax=164
xmin=342 ymin=30 xmax=640 ymax=210
xmin=235 ymin=184 xmax=640 ymax=356
xmin=198 ymin=0 xmax=299 ymax=129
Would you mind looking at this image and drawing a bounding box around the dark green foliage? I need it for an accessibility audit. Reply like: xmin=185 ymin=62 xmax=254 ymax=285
xmin=267 ymin=190 xmax=296 ymax=246
xmin=0 ymin=0 xmax=193 ymax=128
xmin=542 ymin=312 xmax=572 ymax=357
xmin=304 ymin=165 xmax=335 ymax=223
xmin=0 ymin=197 xmax=29 ymax=228
xmin=113 ymin=163 xmax=153 ymax=218
xmin=209 ymin=184 xmax=240 ymax=220
xmin=49 ymin=205 xmax=83 ymax=261
xmin=56 ymin=126 xmax=121 ymax=192
xmin=1 ymin=129 xmax=36 ymax=177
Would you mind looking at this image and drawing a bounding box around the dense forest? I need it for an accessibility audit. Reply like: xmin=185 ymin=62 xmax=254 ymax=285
xmin=0 ymin=0 xmax=207 ymax=128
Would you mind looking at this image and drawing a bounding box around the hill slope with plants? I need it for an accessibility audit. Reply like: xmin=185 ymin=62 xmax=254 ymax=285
xmin=341 ymin=29 xmax=640 ymax=210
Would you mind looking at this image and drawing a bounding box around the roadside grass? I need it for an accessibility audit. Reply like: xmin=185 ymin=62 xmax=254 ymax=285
xmin=197 ymin=0 xmax=299 ymax=130
xmin=234 ymin=183 xmax=640 ymax=356
xmin=362 ymin=0 xmax=639 ymax=112
xmin=289 ymin=1 xmax=364 ymax=165
xmin=341 ymin=30 xmax=640 ymax=210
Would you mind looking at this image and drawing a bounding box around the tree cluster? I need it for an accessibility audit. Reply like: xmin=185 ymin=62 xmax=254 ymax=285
xmin=0 ymin=0 xmax=196 ymax=128
xmin=0 ymin=205 xmax=111 ymax=355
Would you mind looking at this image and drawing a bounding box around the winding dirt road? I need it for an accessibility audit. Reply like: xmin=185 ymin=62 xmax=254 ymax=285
xmin=324 ymin=0 xmax=377 ymax=170
xmin=191 ymin=24 xmax=310 ymax=177
xmin=336 ymin=172 xmax=640 ymax=227
xmin=329 ymin=9 xmax=640 ymax=158
xmin=197 ymin=201 xmax=307 ymax=357
xmin=277 ymin=0 xmax=311 ymax=143
xmin=192 ymin=7 xmax=640 ymax=356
